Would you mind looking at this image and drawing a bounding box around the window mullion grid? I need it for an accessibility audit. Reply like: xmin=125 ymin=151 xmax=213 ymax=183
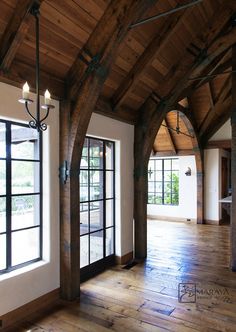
xmin=88 ymin=139 xmax=91 ymax=265
xmin=112 ymin=142 xmax=115 ymax=255
xmin=162 ymin=159 xmax=164 ymax=205
xmin=39 ymin=130 xmax=43 ymax=259
xmin=6 ymin=122 xmax=12 ymax=270
xmin=103 ymin=141 xmax=106 ymax=259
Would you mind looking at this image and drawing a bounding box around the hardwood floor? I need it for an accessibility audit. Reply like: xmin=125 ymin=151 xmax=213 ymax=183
xmin=10 ymin=220 xmax=236 ymax=332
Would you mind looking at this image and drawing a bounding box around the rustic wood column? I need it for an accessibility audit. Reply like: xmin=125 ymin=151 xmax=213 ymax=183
xmin=60 ymin=0 xmax=157 ymax=300
xmin=231 ymin=44 xmax=236 ymax=271
xmin=134 ymin=98 xmax=167 ymax=258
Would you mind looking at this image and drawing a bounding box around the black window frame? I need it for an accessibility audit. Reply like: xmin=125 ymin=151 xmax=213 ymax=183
xmin=0 ymin=119 xmax=42 ymax=274
xmin=148 ymin=158 xmax=179 ymax=206
xmin=80 ymin=136 xmax=115 ymax=281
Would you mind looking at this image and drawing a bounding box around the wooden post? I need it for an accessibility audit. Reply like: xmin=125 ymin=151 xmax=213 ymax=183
xmin=231 ymin=44 xmax=236 ymax=271
xmin=60 ymin=0 xmax=157 ymax=300
xmin=60 ymin=100 xmax=80 ymax=299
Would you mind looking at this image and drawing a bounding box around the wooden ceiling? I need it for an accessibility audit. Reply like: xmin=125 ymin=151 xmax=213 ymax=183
xmin=0 ymin=0 xmax=235 ymax=153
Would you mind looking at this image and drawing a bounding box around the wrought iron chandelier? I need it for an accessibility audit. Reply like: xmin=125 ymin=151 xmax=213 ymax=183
xmin=18 ymin=2 xmax=54 ymax=131
xmin=162 ymin=111 xmax=194 ymax=138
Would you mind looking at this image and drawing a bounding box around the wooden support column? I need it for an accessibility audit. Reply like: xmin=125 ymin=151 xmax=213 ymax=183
xmin=134 ymin=98 xmax=167 ymax=258
xmin=231 ymin=44 xmax=236 ymax=271
xmin=60 ymin=0 xmax=157 ymax=300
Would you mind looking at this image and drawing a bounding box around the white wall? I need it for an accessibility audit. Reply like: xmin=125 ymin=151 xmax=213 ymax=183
xmin=0 ymin=82 xmax=60 ymax=315
xmin=204 ymin=149 xmax=220 ymax=222
xmin=210 ymin=119 xmax=231 ymax=141
xmin=147 ymin=155 xmax=197 ymax=221
xmin=87 ymin=113 xmax=134 ymax=257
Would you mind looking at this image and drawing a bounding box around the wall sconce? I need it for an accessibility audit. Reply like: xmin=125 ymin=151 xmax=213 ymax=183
xmin=185 ymin=167 xmax=191 ymax=176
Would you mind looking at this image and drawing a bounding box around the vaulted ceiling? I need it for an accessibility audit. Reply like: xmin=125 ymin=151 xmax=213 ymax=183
xmin=0 ymin=0 xmax=235 ymax=153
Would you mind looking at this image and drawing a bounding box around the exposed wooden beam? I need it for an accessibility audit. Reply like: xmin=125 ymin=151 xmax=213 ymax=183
xmin=201 ymin=100 xmax=232 ymax=144
xmin=199 ymin=75 xmax=231 ymax=137
xmin=112 ymin=9 xmax=188 ymax=109
xmin=162 ymin=118 xmax=177 ymax=154
xmin=205 ymin=139 xmax=231 ymax=149
xmin=0 ymin=0 xmax=43 ymax=72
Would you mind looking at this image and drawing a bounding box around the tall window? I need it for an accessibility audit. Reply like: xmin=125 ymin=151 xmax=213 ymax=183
xmin=0 ymin=120 xmax=42 ymax=273
xmin=80 ymin=137 xmax=115 ymax=278
xmin=148 ymin=158 xmax=179 ymax=205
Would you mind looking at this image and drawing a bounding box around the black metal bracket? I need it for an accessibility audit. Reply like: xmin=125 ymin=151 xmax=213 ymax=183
xmin=59 ymin=160 xmax=70 ymax=184
xmin=30 ymin=1 xmax=40 ymax=16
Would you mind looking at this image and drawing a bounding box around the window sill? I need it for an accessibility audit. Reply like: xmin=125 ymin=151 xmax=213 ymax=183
xmin=0 ymin=260 xmax=48 ymax=281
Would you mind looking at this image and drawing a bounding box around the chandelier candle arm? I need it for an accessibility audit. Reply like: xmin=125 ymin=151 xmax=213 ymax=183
xmin=18 ymin=2 xmax=54 ymax=132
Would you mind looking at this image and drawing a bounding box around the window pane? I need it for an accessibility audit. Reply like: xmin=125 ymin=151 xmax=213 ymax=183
xmin=105 ymin=142 xmax=114 ymax=170
xmin=156 ymin=171 xmax=162 ymax=181
xmin=106 ymin=228 xmax=114 ymax=256
xmin=164 ymin=194 xmax=171 ymax=205
xmin=80 ymin=235 xmax=89 ymax=268
xmin=80 ymin=170 xmax=88 ymax=202
xmin=90 ymin=201 xmax=103 ymax=231
xmin=172 ymin=194 xmax=179 ymax=205
xmin=11 ymin=125 xmax=39 ymax=160
xmin=148 ymin=194 xmax=155 ymax=204
xmin=148 ymin=182 xmax=154 ymax=192
xmin=154 ymin=194 xmax=162 ymax=204
xmin=0 ymin=197 xmax=6 ymax=233
xmin=0 ymin=234 xmax=6 ymax=270
xmin=80 ymin=203 xmax=89 ymax=235
xmin=12 ymin=227 xmax=40 ymax=266
xmin=156 ymin=160 xmax=162 ymax=170
xmin=81 ymin=156 xmax=88 ymax=169
xmin=164 ymin=159 xmax=171 ymax=170
xmin=12 ymin=195 xmax=40 ymax=230
xmin=90 ymin=170 xmax=103 ymax=200
xmin=89 ymin=139 xmax=103 ymax=169
xmin=164 ymin=182 xmax=171 ymax=193
xmin=106 ymin=200 xmax=114 ymax=227
xmin=0 ymin=160 xmax=6 ymax=195
xmin=106 ymin=171 xmax=114 ymax=199
xmin=90 ymin=230 xmax=103 ymax=263
xmin=0 ymin=122 xmax=6 ymax=158
xmin=12 ymin=161 xmax=40 ymax=194
xmin=164 ymin=171 xmax=171 ymax=181
xmin=172 ymin=159 xmax=179 ymax=170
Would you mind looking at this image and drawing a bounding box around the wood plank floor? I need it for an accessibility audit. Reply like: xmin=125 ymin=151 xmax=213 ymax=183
xmin=10 ymin=220 xmax=236 ymax=332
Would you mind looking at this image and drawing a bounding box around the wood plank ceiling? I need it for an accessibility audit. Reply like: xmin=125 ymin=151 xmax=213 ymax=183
xmin=0 ymin=0 xmax=235 ymax=153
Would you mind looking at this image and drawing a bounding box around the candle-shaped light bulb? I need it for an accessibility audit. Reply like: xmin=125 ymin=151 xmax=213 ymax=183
xmin=44 ymin=89 xmax=51 ymax=105
xmin=22 ymin=82 xmax=30 ymax=100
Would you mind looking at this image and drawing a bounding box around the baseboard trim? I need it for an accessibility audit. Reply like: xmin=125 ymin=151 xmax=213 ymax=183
xmin=204 ymin=219 xmax=220 ymax=225
xmin=148 ymin=215 xmax=197 ymax=223
xmin=116 ymin=251 xmax=133 ymax=265
xmin=0 ymin=288 xmax=60 ymax=330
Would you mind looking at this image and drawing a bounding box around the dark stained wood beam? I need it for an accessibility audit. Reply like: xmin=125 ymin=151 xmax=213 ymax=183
xmin=162 ymin=118 xmax=177 ymax=154
xmin=199 ymin=75 xmax=231 ymax=137
xmin=94 ymin=97 xmax=136 ymax=124
xmin=60 ymin=0 xmax=157 ymax=300
xmin=112 ymin=9 xmax=187 ymax=109
xmin=231 ymin=43 xmax=236 ymax=271
xmin=205 ymin=139 xmax=231 ymax=149
xmin=0 ymin=0 xmax=43 ymax=72
xmin=201 ymin=99 xmax=232 ymax=145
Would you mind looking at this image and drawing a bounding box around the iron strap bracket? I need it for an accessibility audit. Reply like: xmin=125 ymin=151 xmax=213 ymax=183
xmin=59 ymin=160 xmax=80 ymax=184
